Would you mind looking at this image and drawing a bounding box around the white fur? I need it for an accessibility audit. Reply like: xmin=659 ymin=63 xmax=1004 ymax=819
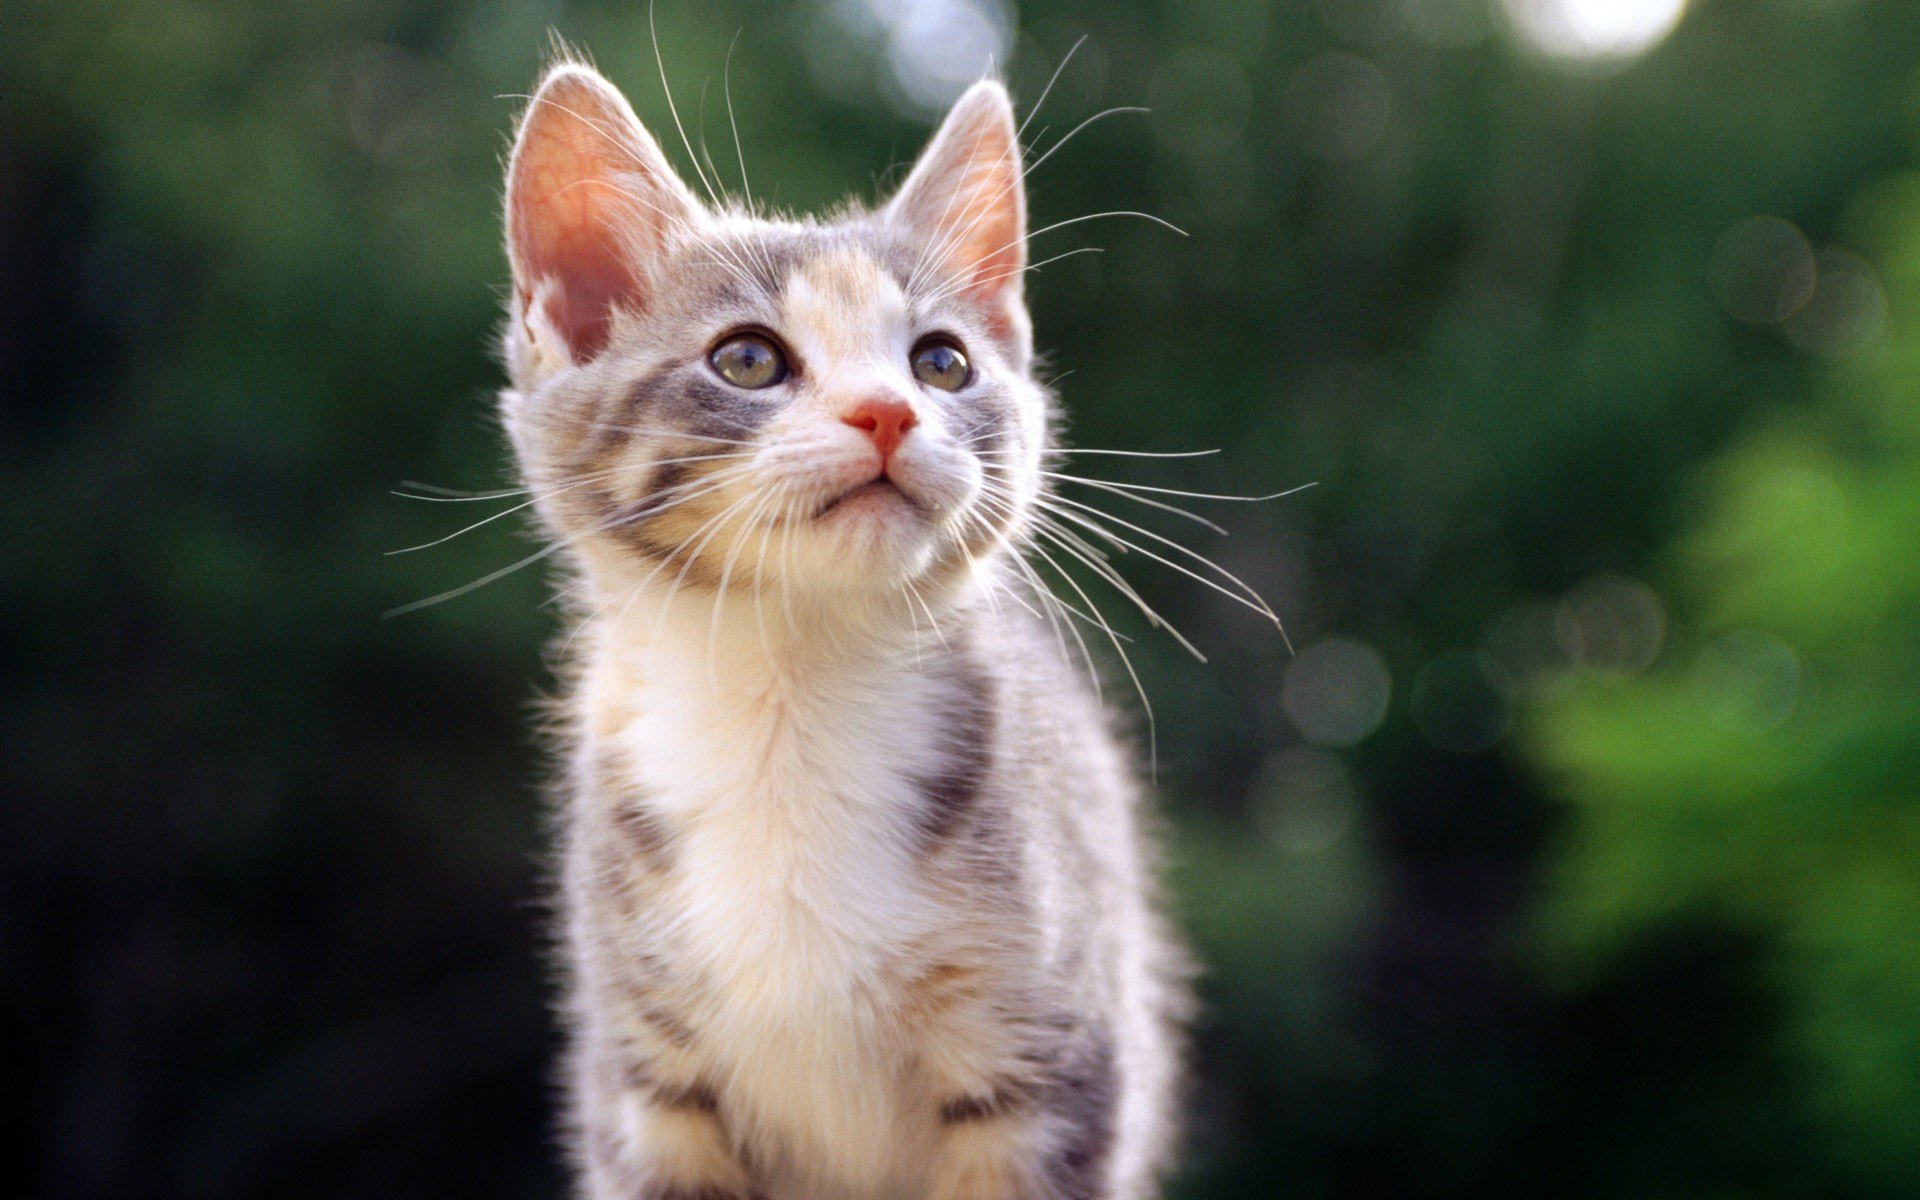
xmin=587 ymin=594 xmax=971 ymax=1197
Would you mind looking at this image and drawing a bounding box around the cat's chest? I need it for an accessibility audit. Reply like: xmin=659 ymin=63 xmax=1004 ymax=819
xmin=618 ymin=666 xmax=947 ymax=1013
xmin=613 ymin=674 xmax=949 ymax=1191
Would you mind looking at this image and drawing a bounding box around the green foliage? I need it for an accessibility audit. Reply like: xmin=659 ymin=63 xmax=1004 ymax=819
xmin=1527 ymin=171 xmax=1920 ymax=1188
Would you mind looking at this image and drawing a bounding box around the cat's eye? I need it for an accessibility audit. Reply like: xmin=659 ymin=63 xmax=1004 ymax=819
xmin=910 ymin=338 xmax=970 ymax=392
xmin=709 ymin=332 xmax=789 ymax=390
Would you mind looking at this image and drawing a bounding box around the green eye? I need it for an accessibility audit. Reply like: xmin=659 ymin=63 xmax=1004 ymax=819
xmin=910 ymin=338 xmax=970 ymax=391
xmin=709 ymin=332 xmax=788 ymax=389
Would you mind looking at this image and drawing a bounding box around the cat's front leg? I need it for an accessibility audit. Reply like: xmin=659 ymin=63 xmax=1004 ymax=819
xmin=569 ymin=936 xmax=759 ymax=1200
xmin=923 ymin=1022 xmax=1120 ymax=1200
xmin=576 ymin=1050 xmax=761 ymax=1200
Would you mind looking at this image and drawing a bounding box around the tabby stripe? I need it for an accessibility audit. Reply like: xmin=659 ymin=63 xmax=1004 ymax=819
xmin=1043 ymin=1026 xmax=1120 ymax=1200
xmin=641 ymin=1188 xmax=766 ymax=1200
xmin=938 ymin=1080 xmax=1038 ymax=1124
xmin=915 ymin=640 xmax=996 ymax=847
xmin=619 ymin=1061 xmax=720 ymax=1113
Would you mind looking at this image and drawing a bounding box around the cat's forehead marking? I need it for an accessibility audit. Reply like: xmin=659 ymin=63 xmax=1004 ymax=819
xmin=781 ymin=247 xmax=906 ymax=361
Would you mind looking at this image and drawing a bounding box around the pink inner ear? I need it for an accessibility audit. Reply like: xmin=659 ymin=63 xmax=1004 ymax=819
xmin=890 ymin=84 xmax=1028 ymax=344
xmin=507 ymin=70 xmax=669 ymax=365
xmin=955 ymin=202 xmax=1022 ymax=305
xmin=515 ymin=198 xmax=645 ymax=363
xmin=927 ymin=171 xmax=1024 ymax=352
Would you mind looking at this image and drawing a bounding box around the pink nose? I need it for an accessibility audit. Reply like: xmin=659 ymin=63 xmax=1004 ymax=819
xmin=841 ymin=398 xmax=918 ymax=463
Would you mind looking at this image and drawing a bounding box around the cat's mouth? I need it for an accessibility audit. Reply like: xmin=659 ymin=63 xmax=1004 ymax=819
xmin=814 ymin=477 xmax=922 ymax=520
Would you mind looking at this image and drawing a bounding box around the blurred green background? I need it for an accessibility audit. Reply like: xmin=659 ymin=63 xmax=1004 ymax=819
xmin=7 ymin=0 xmax=1920 ymax=1195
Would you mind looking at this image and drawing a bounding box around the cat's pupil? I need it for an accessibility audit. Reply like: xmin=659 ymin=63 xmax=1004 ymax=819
xmin=710 ymin=333 xmax=787 ymax=389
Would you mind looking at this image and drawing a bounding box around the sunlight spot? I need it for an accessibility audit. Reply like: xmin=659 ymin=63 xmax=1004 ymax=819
xmin=824 ymin=0 xmax=1015 ymax=117
xmin=1503 ymin=0 xmax=1687 ymax=64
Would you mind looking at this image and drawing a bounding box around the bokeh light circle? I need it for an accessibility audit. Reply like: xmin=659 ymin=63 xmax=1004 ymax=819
xmin=1282 ymin=638 xmax=1393 ymax=748
xmin=1503 ymin=0 xmax=1687 ymax=63
xmin=1710 ymin=216 xmax=1817 ymax=325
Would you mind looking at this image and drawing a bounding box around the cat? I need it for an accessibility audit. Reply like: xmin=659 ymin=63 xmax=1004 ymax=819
xmin=495 ymin=56 xmax=1193 ymax=1200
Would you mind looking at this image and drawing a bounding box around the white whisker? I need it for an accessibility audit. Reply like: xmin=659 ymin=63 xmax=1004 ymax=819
xmin=649 ymin=0 xmax=724 ymax=207
xmin=1026 ymin=537 xmax=1158 ymax=776
xmin=1038 ymin=495 xmax=1277 ymax=625
xmin=1015 ymin=35 xmax=1086 ymax=143
xmin=724 ymin=29 xmax=752 ymax=208
xmin=1047 ymin=472 xmax=1318 ymax=505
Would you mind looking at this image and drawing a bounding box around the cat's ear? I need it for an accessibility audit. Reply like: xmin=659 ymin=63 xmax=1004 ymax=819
xmin=505 ymin=63 xmax=702 ymax=369
xmin=887 ymin=81 xmax=1029 ymax=358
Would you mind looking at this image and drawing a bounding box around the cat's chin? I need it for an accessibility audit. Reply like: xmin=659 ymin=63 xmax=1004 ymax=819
xmin=814 ymin=478 xmax=917 ymax=520
xmin=775 ymin=481 xmax=946 ymax=589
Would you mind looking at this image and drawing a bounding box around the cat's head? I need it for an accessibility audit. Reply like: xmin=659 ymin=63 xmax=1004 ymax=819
xmin=497 ymin=62 xmax=1048 ymax=608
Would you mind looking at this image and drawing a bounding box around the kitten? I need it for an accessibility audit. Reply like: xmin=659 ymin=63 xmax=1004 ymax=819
xmin=497 ymin=57 xmax=1192 ymax=1200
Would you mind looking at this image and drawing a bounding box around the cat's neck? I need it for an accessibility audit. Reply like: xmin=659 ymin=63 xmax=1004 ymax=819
xmin=578 ymin=569 xmax=983 ymax=701
xmin=572 ymin=572 xmax=988 ymax=830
